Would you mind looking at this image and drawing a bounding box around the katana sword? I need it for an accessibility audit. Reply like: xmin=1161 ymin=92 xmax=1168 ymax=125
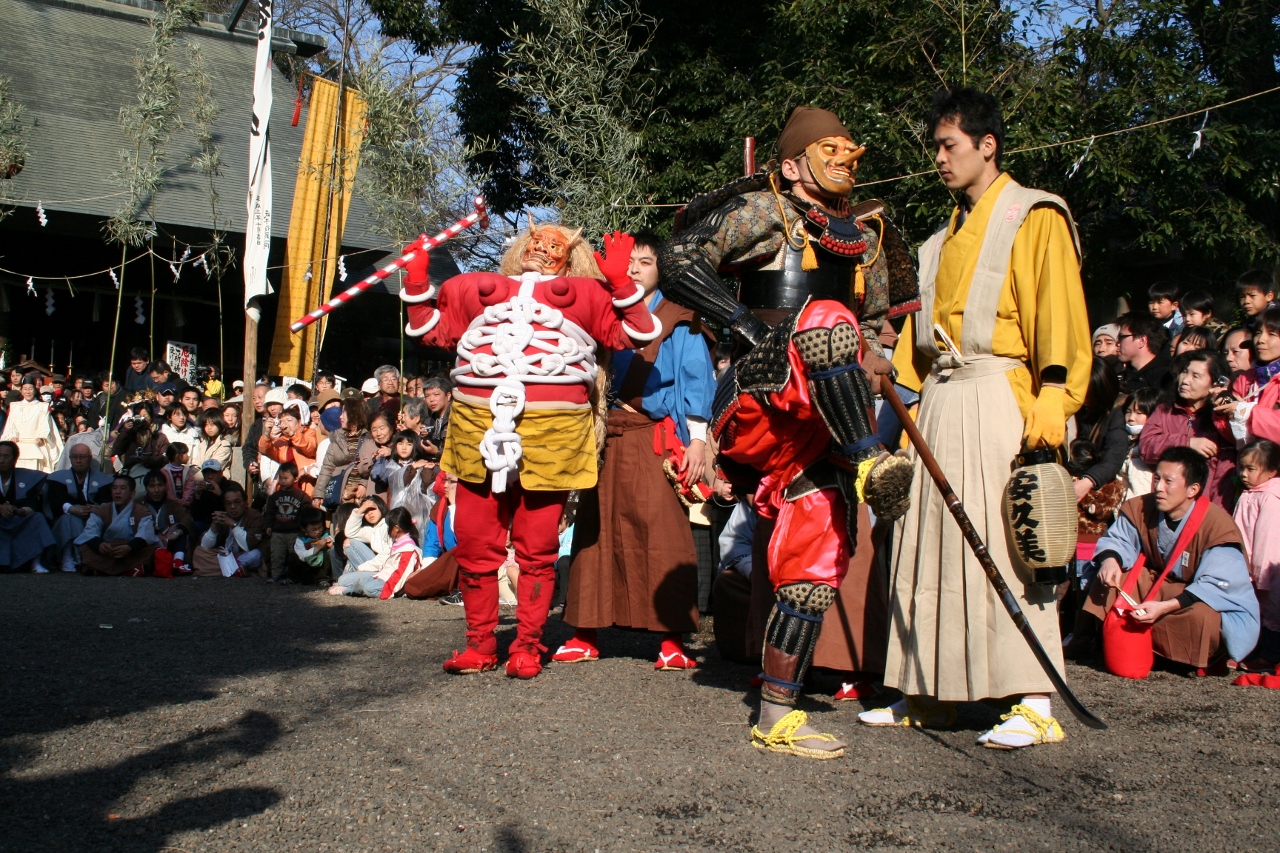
xmin=881 ymin=381 xmax=1107 ymax=730
xmin=290 ymin=195 xmax=489 ymax=334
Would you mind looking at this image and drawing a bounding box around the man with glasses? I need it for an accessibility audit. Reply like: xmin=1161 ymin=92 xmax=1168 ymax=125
xmin=1116 ymin=312 xmax=1172 ymax=396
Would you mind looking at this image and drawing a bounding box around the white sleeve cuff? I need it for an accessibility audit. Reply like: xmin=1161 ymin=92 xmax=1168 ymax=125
xmin=62 ymin=502 xmax=72 ymax=515
xmin=685 ymin=416 xmax=708 ymax=444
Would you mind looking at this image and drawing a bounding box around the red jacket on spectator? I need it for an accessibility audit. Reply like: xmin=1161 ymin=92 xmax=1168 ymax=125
xmin=1246 ymin=377 xmax=1280 ymax=446
xmin=1139 ymin=400 xmax=1237 ymax=509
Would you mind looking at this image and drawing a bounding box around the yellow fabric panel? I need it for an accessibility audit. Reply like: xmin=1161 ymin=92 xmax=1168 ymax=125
xmin=892 ymin=174 xmax=1090 ymax=418
xmin=441 ymin=398 xmax=599 ymax=491
xmin=268 ymin=76 xmax=366 ymax=377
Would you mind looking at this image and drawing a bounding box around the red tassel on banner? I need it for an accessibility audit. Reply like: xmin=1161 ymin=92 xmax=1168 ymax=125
xmin=291 ymin=76 xmax=304 ymax=127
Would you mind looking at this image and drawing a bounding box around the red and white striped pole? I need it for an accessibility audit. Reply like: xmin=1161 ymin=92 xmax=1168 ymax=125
xmin=290 ymin=195 xmax=489 ymax=334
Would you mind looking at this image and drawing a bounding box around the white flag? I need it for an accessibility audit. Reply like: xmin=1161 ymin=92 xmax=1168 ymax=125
xmin=243 ymin=0 xmax=274 ymax=317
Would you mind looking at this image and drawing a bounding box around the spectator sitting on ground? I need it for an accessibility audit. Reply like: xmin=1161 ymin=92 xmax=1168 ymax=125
xmin=1237 ymin=269 xmax=1277 ymax=331
xmin=189 ymin=458 xmax=227 ymax=540
xmin=328 ymin=506 xmax=423 ymax=598
xmin=0 ymin=440 xmax=54 ymax=573
xmin=75 ymin=473 xmax=157 ymax=577
xmin=1120 ymin=387 xmax=1162 ymax=501
xmin=192 ymin=481 xmax=266 ymax=578
xmin=140 ymin=469 xmax=194 ymax=575
xmin=123 ymin=347 xmax=154 ymax=393
xmin=46 ymin=443 xmax=113 ymax=572
xmin=288 ymin=505 xmax=334 ymax=585
xmin=263 ymin=462 xmax=309 ymax=582
xmin=1076 ymin=447 xmax=1259 ymax=673
xmin=366 ymin=365 xmax=401 ymax=422
xmin=190 ymin=408 xmax=233 ymax=473
xmin=1232 ymin=438 xmax=1280 ymax=672
xmin=1116 ymin=311 xmax=1172 ymax=395
xmin=1140 ymin=350 xmax=1237 ymax=509
xmin=335 ymin=496 xmax=391 ymax=576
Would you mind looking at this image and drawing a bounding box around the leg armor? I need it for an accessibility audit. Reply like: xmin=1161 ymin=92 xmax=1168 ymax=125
xmin=760 ymin=582 xmax=838 ymax=706
xmin=658 ymin=250 xmax=768 ymax=347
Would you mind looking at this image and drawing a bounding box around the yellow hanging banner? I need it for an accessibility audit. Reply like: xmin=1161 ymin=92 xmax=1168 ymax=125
xmin=269 ymin=75 xmax=366 ymax=378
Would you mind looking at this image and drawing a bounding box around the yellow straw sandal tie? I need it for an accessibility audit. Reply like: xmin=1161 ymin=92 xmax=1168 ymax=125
xmin=981 ymin=703 xmax=1065 ymax=750
xmin=750 ymin=710 xmax=845 ymax=760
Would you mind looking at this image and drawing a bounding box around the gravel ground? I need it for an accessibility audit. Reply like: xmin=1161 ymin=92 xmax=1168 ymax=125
xmin=1 ymin=574 xmax=1277 ymax=852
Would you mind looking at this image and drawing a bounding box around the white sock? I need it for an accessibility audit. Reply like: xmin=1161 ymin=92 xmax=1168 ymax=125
xmin=1021 ymin=696 xmax=1052 ymax=718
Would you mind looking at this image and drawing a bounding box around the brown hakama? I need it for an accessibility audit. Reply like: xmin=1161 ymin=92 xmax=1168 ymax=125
xmin=79 ymin=543 xmax=157 ymax=576
xmin=565 ymin=409 xmax=700 ymax=633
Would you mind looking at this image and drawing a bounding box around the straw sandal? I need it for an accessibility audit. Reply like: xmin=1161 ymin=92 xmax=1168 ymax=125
xmin=750 ymin=710 xmax=845 ymax=760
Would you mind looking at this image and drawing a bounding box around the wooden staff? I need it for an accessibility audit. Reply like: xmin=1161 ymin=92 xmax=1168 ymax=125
xmin=881 ymin=382 xmax=1107 ymax=730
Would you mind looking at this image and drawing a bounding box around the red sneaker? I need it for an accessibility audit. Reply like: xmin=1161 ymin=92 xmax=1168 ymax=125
xmin=174 ymin=557 xmax=191 ymax=575
xmin=506 ymin=650 xmax=544 ymax=679
xmin=443 ymin=647 xmax=499 ymax=675
xmin=834 ymin=681 xmax=881 ymax=701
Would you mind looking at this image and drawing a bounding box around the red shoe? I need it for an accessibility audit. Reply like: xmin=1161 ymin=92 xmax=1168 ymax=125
xmin=552 ymin=630 xmax=599 ymax=663
xmin=655 ymin=650 xmax=697 ymax=670
xmin=506 ymin=650 xmax=544 ymax=679
xmin=1194 ymin=657 xmax=1230 ymax=677
xmin=834 ymin=680 xmax=881 ymax=701
xmin=443 ymin=647 xmax=499 ymax=675
xmin=174 ymin=557 xmax=191 ymax=575
xmin=125 ymin=565 xmax=145 ymax=578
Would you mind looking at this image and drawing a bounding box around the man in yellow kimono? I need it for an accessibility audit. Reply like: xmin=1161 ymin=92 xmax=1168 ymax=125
xmin=858 ymin=88 xmax=1090 ymax=748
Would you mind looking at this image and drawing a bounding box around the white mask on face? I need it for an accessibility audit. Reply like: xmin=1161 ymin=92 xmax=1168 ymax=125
xmin=1125 ymin=423 xmax=1145 ymax=436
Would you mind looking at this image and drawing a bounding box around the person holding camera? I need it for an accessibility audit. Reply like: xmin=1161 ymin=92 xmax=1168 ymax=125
xmin=111 ymin=401 xmax=169 ymax=491
xmin=1139 ymin=349 xmax=1237 ymax=510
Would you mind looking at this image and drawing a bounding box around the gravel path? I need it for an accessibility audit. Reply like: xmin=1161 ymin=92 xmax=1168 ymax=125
xmin=1 ymin=575 xmax=1277 ymax=852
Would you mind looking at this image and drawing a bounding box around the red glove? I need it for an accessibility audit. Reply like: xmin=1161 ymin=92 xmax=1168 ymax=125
xmin=401 ymin=238 xmax=432 ymax=302
xmin=593 ymin=231 xmax=636 ymax=296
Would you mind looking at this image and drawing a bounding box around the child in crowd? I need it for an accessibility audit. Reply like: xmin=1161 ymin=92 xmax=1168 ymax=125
xmin=336 ymin=496 xmax=392 ymax=575
xmin=422 ymin=471 xmax=458 ymax=560
xmin=1148 ymin=280 xmax=1183 ymax=340
xmin=1232 ymin=438 xmax=1280 ymax=672
xmin=375 ymin=429 xmax=436 ymax=525
xmin=1179 ymin=290 xmax=1229 ymax=341
xmin=289 ymin=505 xmax=334 ymax=585
xmin=1237 ymin=269 xmax=1276 ymax=330
xmin=161 ymin=442 xmax=199 ymax=507
xmin=328 ymin=507 xmax=422 ymax=598
xmin=1119 ymin=387 xmax=1160 ymax=501
xmin=263 ymin=462 xmax=308 ymax=581
xmin=1172 ymin=325 xmax=1216 ymax=356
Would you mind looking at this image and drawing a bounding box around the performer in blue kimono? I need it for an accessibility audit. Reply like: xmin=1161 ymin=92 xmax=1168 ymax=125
xmin=0 ymin=440 xmax=54 ymax=572
xmin=556 ymin=230 xmax=717 ymax=670
xmin=1081 ymin=446 xmax=1260 ymax=671
xmin=45 ymin=442 xmax=114 ymax=572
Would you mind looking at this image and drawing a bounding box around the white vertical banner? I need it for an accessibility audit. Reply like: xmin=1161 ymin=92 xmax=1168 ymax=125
xmin=243 ymin=0 xmax=274 ymax=317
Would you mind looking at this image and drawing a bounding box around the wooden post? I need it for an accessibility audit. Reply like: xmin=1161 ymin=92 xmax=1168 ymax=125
xmin=240 ymin=298 xmax=259 ymax=495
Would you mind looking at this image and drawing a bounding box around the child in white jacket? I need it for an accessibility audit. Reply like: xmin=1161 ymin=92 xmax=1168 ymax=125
xmin=329 ymin=507 xmax=422 ymax=598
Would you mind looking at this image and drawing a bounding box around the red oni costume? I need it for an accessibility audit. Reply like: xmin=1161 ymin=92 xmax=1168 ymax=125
xmin=400 ymin=227 xmax=660 ymax=679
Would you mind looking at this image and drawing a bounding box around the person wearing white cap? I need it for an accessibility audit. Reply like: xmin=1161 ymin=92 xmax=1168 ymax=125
xmin=1092 ymin=324 xmax=1121 ymax=360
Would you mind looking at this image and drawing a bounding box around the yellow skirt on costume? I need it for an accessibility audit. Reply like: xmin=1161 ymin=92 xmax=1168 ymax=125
xmin=442 ymin=392 xmax=598 ymax=491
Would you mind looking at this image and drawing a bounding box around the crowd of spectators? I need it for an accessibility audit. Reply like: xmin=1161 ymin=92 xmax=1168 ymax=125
xmin=3 ymin=264 xmax=1280 ymax=683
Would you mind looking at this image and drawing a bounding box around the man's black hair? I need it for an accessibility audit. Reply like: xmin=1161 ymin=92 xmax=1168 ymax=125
xmin=1117 ymin=311 xmax=1169 ymax=356
xmin=149 ymin=361 xmax=172 ymax=376
xmin=129 ymin=347 xmax=149 ymax=361
xmin=221 ymin=480 xmax=245 ymax=497
xmin=143 ymin=470 xmax=166 ymax=487
xmin=423 ymin=376 xmax=452 ymax=394
xmin=1157 ymin=446 xmax=1209 ymax=493
xmin=629 ymin=229 xmax=664 ymax=256
xmin=287 ymin=383 xmax=312 ymax=402
xmin=112 ymin=473 xmax=136 ymax=490
xmin=928 ymin=87 xmax=1004 ymax=168
xmin=1236 ymin=268 xmax=1277 ymax=295
xmin=1147 ymin=281 xmax=1181 ymax=303
xmin=1179 ymin=289 xmax=1215 ymax=316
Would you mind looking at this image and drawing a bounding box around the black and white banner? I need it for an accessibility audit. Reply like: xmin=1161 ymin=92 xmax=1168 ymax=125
xmin=243 ymin=0 xmax=273 ymax=317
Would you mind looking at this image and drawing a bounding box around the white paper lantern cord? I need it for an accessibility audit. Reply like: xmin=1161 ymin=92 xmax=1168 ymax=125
xmin=134 ymin=294 xmax=145 ymax=325
xmin=338 ymin=255 xmax=347 ymax=282
xmin=45 ymin=288 xmax=54 ymax=315
xmin=26 ymin=276 xmax=36 ymax=296
xmin=35 ymin=201 xmax=47 ymax=227
xmin=109 ymin=268 xmax=120 ymax=289
xmin=304 ymin=264 xmax=313 ymax=282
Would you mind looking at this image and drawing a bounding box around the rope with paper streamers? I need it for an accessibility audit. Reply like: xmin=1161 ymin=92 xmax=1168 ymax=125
xmin=615 ymin=83 xmax=1280 ymax=206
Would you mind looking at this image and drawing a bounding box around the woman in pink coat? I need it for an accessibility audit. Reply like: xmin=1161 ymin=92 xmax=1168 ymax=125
xmin=1139 ymin=350 xmax=1237 ymax=509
